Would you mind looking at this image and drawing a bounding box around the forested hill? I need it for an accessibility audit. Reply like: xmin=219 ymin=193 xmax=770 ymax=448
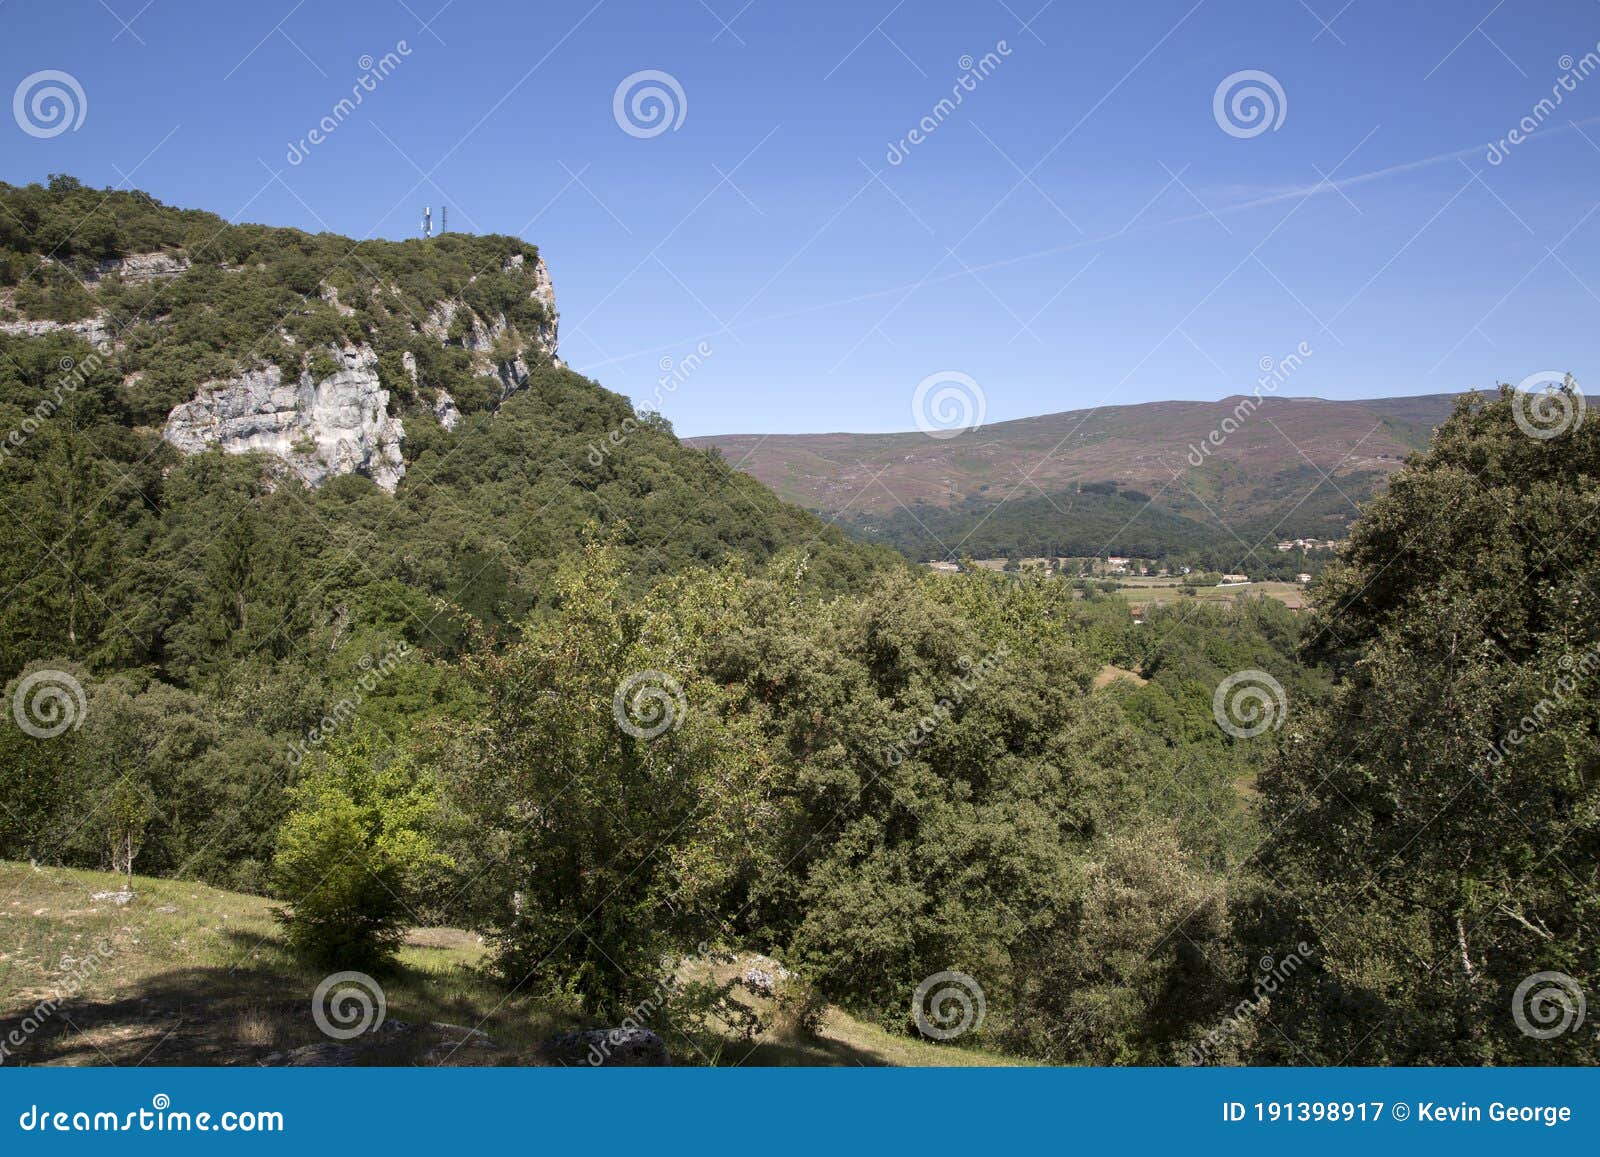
xmin=691 ymin=392 xmax=1464 ymax=561
xmin=4 ymin=175 xmax=1595 ymax=1069
xmin=0 ymin=175 xmax=892 ymax=685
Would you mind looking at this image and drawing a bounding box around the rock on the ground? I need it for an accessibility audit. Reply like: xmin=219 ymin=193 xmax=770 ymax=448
xmin=262 ymin=1041 xmax=357 ymax=1066
xmin=420 ymin=1023 xmax=500 ymax=1065
xmin=540 ymin=1027 xmax=670 ymax=1067
xmin=259 ymin=1020 xmax=502 ymax=1067
xmin=739 ymin=953 xmax=793 ymax=997
xmin=89 ymin=889 xmax=136 ymax=906
xmin=742 ymin=967 xmax=779 ymax=997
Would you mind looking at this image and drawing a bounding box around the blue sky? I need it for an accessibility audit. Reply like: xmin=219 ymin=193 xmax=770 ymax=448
xmin=3 ymin=0 xmax=1598 ymax=436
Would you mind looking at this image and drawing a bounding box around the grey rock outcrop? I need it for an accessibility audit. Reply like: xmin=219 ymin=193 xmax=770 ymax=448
xmin=163 ymin=345 xmax=406 ymax=491
xmin=422 ymin=252 xmax=559 ymax=370
xmin=320 ymin=283 xmax=355 ymax=316
xmin=41 ymin=250 xmax=190 ymax=286
xmin=433 ymin=390 xmax=460 ymax=431
xmin=134 ymin=246 xmax=557 ymax=491
xmin=101 ymin=252 xmax=191 ymax=284
xmin=507 ymin=252 xmax=559 ymax=360
xmin=738 ymin=954 xmax=792 ymax=997
xmin=0 ymin=315 xmax=112 ymax=348
xmin=494 ymin=357 xmax=529 ymax=399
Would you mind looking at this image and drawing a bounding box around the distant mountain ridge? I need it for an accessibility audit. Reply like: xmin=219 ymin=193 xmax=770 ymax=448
xmin=689 ymin=392 xmax=1468 ymax=561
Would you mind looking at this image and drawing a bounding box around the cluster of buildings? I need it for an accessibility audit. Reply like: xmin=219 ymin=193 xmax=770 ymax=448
xmin=1105 ymin=557 xmax=1191 ymax=577
xmin=926 ymin=556 xmax=1313 ymax=585
xmin=1276 ymin=538 xmax=1343 ymax=552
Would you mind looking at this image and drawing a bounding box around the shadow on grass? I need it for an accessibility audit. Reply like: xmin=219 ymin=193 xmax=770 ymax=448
xmin=0 ymin=929 xmax=576 ymax=1067
xmin=710 ymin=1033 xmax=899 ymax=1067
xmin=1 ymin=911 xmax=906 ymax=1068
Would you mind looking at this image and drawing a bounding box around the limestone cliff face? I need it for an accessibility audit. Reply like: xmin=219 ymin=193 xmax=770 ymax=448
xmin=512 ymin=252 xmax=560 ymax=360
xmin=158 ymin=248 xmax=558 ymax=491
xmin=163 ymin=346 xmax=406 ymax=491
xmin=0 ymin=252 xmax=193 ymax=349
xmin=86 ymin=252 xmax=191 ymax=284
xmin=420 ymin=252 xmax=560 ymax=389
xmin=0 ymin=315 xmax=111 ymax=347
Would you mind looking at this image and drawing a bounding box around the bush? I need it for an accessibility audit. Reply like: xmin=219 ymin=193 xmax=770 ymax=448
xmin=770 ymin=975 xmax=828 ymax=1040
xmin=270 ymin=733 xmax=447 ymax=970
xmin=271 ymin=788 xmax=411 ymax=969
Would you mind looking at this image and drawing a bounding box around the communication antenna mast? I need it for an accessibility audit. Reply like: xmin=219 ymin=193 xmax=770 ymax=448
xmin=422 ymin=205 xmax=432 ymax=238
xmin=441 ymin=205 xmax=448 ymax=234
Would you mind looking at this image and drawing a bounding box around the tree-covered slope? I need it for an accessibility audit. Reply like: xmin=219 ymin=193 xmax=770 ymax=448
xmin=0 ymin=175 xmax=893 ymax=689
xmin=693 ymin=394 xmax=1462 ymax=562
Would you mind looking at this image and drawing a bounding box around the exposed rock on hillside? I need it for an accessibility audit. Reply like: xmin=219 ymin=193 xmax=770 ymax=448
xmin=433 ymin=390 xmax=461 ymax=431
xmin=509 ymin=252 xmax=559 ymax=359
xmin=0 ymin=315 xmax=112 ymax=348
xmin=89 ymin=251 xmax=191 ymax=284
xmin=155 ymin=249 xmax=558 ymax=489
xmin=3 ymin=217 xmax=561 ymax=493
xmin=164 ymin=345 xmax=406 ymax=491
xmin=422 ymin=253 xmax=559 ymax=370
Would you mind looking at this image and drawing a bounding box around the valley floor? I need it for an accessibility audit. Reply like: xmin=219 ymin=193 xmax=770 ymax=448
xmin=0 ymin=862 xmax=1018 ymax=1067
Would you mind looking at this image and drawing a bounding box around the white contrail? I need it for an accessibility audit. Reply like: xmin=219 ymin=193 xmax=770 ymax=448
xmin=576 ymin=116 xmax=1600 ymax=377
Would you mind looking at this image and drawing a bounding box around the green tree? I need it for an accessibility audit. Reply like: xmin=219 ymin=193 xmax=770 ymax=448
xmin=105 ymin=777 xmax=152 ymax=886
xmin=446 ymin=539 xmax=775 ymax=1015
xmin=1007 ymin=826 xmax=1231 ymax=1063
xmin=272 ymin=730 xmax=449 ymax=969
xmin=1253 ymin=386 xmax=1600 ymax=1064
xmin=704 ymin=565 xmax=1237 ymax=1047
